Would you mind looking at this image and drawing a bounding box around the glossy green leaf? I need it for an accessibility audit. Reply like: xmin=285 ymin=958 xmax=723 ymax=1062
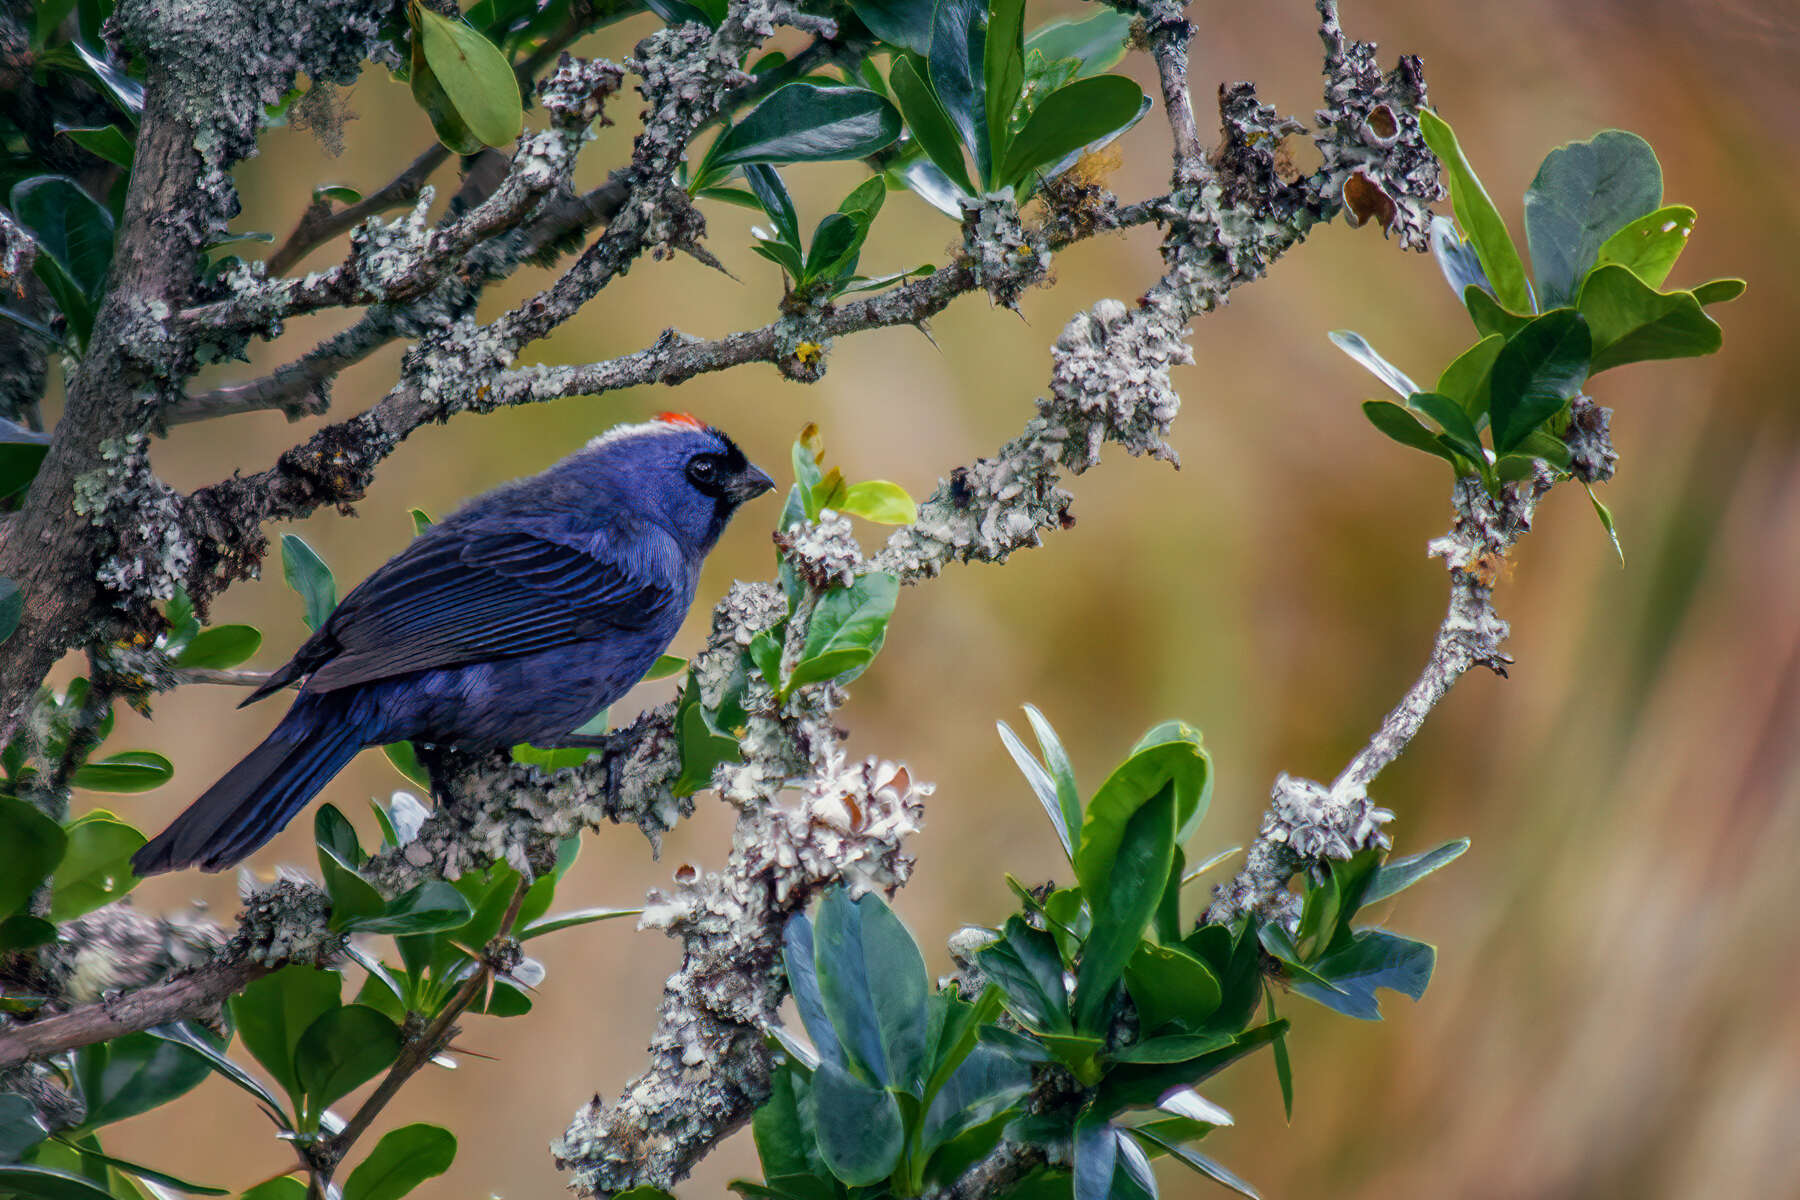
xmin=786 ymin=571 xmax=898 ymax=690
xmin=984 ymin=0 xmax=1025 ymax=169
xmin=1578 ymin=264 xmax=1723 ymax=374
xmin=519 ymin=905 xmax=639 ymax=940
xmin=295 ymin=1004 xmax=403 ymax=1113
xmin=809 ymin=1058 xmax=904 ymax=1185
xmin=64 ymin=1141 xmax=227 ymax=1194
xmin=1072 ymin=782 xmax=1176 ymax=1033
xmin=1524 ymin=129 xmax=1661 ymax=307
xmin=1365 ymin=838 xmax=1470 ymax=904
xmin=1290 ymin=930 xmax=1435 ymax=1020
xmin=1092 ymin=1019 xmax=1287 ymax=1114
xmin=316 ymin=185 xmax=363 ymax=204
xmin=930 ymin=0 xmax=992 ymax=183
xmin=1025 ymin=9 xmax=1133 ymax=75
xmin=1692 ymin=278 xmax=1746 ymax=306
xmin=1593 ymin=204 xmax=1695 ymax=290
xmin=0 ymin=1092 xmax=47 ymax=1162
xmin=49 ymin=814 xmax=142 ymax=921
xmin=280 ymin=534 xmax=336 ymax=631
xmin=975 ymin=916 xmax=1069 ymax=1032
xmin=1269 ymin=988 xmax=1292 ymax=1122
xmin=0 ymin=1165 xmax=119 ymax=1200
xmin=999 ymin=74 xmax=1144 ymax=187
xmin=751 ymin=1063 xmax=826 ymax=1182
xmin=712 ymin=84 xmax=901 ymax=168
xmin=341 ymin=879 xmax=473 ymax=935
xmin=1409 ymin=391 xmax=1485 ymax=464
xmin=1133 ymin=1128 xmax=1261 ymax=1199
xmin=1435 ymin=333 xmax=1504 ymax=425
xmin=837 ymin=481 xmax=916 ymax=524
xmin=70 ymin=751 xmax=171 ymax=793
xmin=997 ymin=719 xmax=1073 ymax=860
xmin=0 ymin=914 xmax=57 ymax=953
xmin=643 ymin=654 xmax=686 ymax=682
xmin=919 ymin=1043 xmax=1029 ymax=1156
xmin=782 ymin=911 xmax=845 ymax=1068
xmin=1107 ymin=1031 xmax=1233 ymax=1064
xmin=413 ymin=4 xmax=523 ymax=148
xmin=1464 ymin=285 xmax=1533 ymax=341
xmin=889 ymin=54 xmax=974 ymax=195
xmin=74 ymin=1029 xmax=211 ymax=1128
xmin=848 ymin=0 xmax=934 ymax=53
xmin=0 ymin=796 xmax=66 ymax=917
xmin=1431 ymin=215 xmax=1491 ymax=299
xmin=1417 ymin=110 xmax=1531 ymax=313
xmin=172 ymin=624 xmax=261 ymax=670
xmin=145 ymin=1022 xmax=289 ymax=1123
xmin=238 ymin=1179 xmax=307 ymax=1200
xmin=9 ymin=176 xmax=114 ymax=297
xmin=1123 ymin=940 xmax=1222 ymax=1034
xmin=228 ymin=965 xmax=343 ymax=1107
xmin=54 ymin=124 xmax=133 ymax=168
xmin=1487 ymin=309 xmax=1591 ymax=453
xmin=409 ymin=45 xmax=482 ymax=156
xmin=1585 ymin=482 xmax=1624 ymax=565
xmin=812 ymin=888 xmax=929 ymax=1090
xmin=343 ymin=1123 xmax=456 ymax=1200
xmin=743 ymin=163 xmax=799 ymax=250
xmin=383 ymin=741 xmax=432 ymax=788
xmin=1328 ymin=330 xmax=1419 ymax=400
xmin=1075 ymin=722 xmax=1209 ymax=901
xmin=671 ymin=673 xmax=742 ymax=796
xmin=803 ymin=213 xmax=861 ymax=281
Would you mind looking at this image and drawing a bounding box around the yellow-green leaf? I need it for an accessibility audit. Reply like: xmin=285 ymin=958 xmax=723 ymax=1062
xmin=839 ymin=480 xmax=916 ymax=524
xmin=412 ymin=4 xmax=522 ymax=149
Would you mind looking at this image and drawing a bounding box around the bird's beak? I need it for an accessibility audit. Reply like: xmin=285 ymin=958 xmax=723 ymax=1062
xmin=729 ymin=464 xmax=776 ymax=503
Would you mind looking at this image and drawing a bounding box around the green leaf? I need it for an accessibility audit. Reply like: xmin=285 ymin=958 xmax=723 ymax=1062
xmin=1585 ymin=482 xmax=1624 ymax=565
xmin=751 ymin=1063 xmax=827 ymax=1182
xmin=74 ymin=1029 xmax=212 ymax=1128
xmin=1092 ymin=1019 xmax=1287 ymax=1115
xmin=340 ymin=880 xmax=473 ymax=935
xmin=1122 ymin=941 xmax=1222 ymax=1034
xmin=643 ymin=654 xmax=686 ymax=682
xmin=343 ymin=1123 xmax=456 ymax=1200
xmin=671 ymin=673 xmax=742 ymax=797
xmin=144 ymin=1022 xmax=290 ymax=1124
xmin=407 ymin=36 xmax=480 ymax=154
xmin=712 ymin=84 xmax=901 ymax=168
xmin=70 ymin=751 xmax=172 ymax=793
xmin=984 ymin=0 xmax=1025 ymax=170
xmin=171 ymin=624 xmax=260 ymax=669
xmin=787 ymin=571 xmax=898 ymax=691
xmin=0 ymin=914 xmax=57 ymax=953
xmin=1025 ymin=10 xmax=1134 ymax=75
xmin=1267 ymin=987 xmax=1292 ymax=1122
xmin=1409 ymin=391 xmax=1485 ymax=465
xmin=803 ymin=212 xmax=861 ymax=282
xmin=848 ymin=0 xmax=934 ymax=54
xmin=889 ymin=54 xmax=974 ymax=195
xmin=1523 ymin=129 xmax=1661 ymax=307
xmin=0 ymin=1165 xmax=119 ymax=1200
xmin=1365 ymin=838 xmax=1470 ymax=904
xmin=919 ymin=1042 xmax=1028 ymax=1156
xmin=1132 ymin=1128 xmax=1261 ymax=1199
xmin=809 ymin=1058 xmax=904 ymax=1186
xmin=1593 ymin=204 xmax=1695 ymax=290
xmin=743 ymin=163 xmax=800 ymax=250
xmin=49 ymin=814 xmax=142 ymax=921
xmin=280 ymin=534 xmax=337 ymax=631
xmin=1463 ymin=285 xmax=1532 ymax=341
xmin=1027 ymin=705 xmax=1082 ymax=858
xmin=975 ymin=917 xmax=1070 ymax=1033
xmin=59 ymin=1141 xmax=228 ymax=1195
xmin=1072 ymin=782 xmax=1176 ymax=1033
xmin=383 ymin=741 xmax=433 ymax=789
xmin=519 ymin=905 xmax=639 ymax=940
xmin=316 ymin=185 xmax=363 ymax=204
xmin=930 ymin=0 xmax=992 ymax=184
xmin=0 ymin=1092 xmax=47 ymax=1161
xmin=1435 ymin=333 xmax=1505 ymax=425
xmin=54 ymin=124 xmax=133 ymax=168
xmin=812 ymin=888 xmax=929 ymax=1090
xmin=9 ymin=176 xmax=115 ymax=297
xmin=783 ymin=912 xmax=846 ymax=1068
xmin=1487 ymin=309 xmax=1591 ymax=454
xmin=295 ymin=1004 xmax=403 ymax=1113
xmin=1416 ymin=110 xmax=1531 ymax=313
xmin=0 ymin=796 xmax=66 ymax=917
xmin=999 ymin=74 xmax=1144 ymax=188
xmin=838 ymin=481 xmax=916 ymax=524
xmin=1577 ymin=264 xmax=1723 ymax=374
xmin=412 ymin=5 xmax=523 ymax=148
xmin=228 ymin=965 xmax=343 ymax=1109
xmin=1290 ymin=930 xmax=1435 ymax=1020
xmin=1692 ymin=278 xmax=1746 ymax=306
xmin=1107 ymin=1031 xmax=1233 ymax=1064
xmin=1328 ymin=330 xmax=1419 ymax=400
xmin=238 ymin=1179 xmax=307 ymax=1200
xmin=1075 ymin=722 xmax=1209 ymax=901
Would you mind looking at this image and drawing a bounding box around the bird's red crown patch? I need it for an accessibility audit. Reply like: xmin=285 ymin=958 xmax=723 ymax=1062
xmin=656 ymin=411 xmax=706 ymax=430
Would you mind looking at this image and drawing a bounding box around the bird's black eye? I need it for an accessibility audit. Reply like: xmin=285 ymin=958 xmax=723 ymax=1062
xmin=686 ymin=456 xmax=719 ymax=489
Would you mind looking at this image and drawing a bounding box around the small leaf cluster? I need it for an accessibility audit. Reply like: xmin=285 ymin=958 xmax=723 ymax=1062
xmin=733 ymin=888 xmax=1030 ymax=1197
xmin=673 ymin=425 xmax=909 ymax=791
xmin=730 ymin=710 xmax=1466 ymax=1200
xmin=1339 ymin=114 xmax=1743 ymax=515
xmin=404 ymin=0 xmax=524 ymax=154
xmin=741 ymin=168 xmax=932 ymax=307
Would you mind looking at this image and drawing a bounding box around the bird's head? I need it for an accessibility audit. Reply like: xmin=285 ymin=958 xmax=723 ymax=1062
xmin=581 ymin=414 xmax=775 ymax=552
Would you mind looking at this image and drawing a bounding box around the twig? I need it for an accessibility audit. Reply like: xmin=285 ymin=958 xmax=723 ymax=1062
xmin=266 ymin=146 xmax=450 ymax=278
xmin=173 ymin=667 xmax=278 ymax=688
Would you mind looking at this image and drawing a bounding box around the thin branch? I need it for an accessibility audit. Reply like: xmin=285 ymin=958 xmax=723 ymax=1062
xmin=173 ymin=667 xmax=278 ymax=688
xmin=266 ymin=145 xmax=451 ymax=278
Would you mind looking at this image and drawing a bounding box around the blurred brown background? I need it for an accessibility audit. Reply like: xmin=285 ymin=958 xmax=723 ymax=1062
xmin=78 ymin=0 xmax=1800 ymax=1195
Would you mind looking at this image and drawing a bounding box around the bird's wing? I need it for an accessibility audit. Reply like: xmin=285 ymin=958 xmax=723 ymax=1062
xmin=296 ymin=524 xmax=685 ymax=693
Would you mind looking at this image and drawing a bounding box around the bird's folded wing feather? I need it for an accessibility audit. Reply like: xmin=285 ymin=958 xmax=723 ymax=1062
xmin=299 ymin=525 xmax=682 ymax=692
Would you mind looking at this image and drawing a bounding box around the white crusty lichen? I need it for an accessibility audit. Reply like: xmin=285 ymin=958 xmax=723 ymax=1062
xmin=774 ymin=511 xmax=863 ymax=590
xmin=72 ymin=433 xmax=196 ymax=606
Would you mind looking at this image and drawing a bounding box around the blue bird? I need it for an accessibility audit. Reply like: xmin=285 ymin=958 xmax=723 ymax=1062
xmin=132 ymin=415 xmax=774 ymax=875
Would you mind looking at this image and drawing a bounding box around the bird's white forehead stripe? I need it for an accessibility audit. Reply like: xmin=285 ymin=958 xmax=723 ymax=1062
xmin=585 ymin=420 xmax=698 ymax=450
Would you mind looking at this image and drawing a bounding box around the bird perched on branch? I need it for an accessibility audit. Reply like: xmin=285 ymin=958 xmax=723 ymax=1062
xmin=132 ymin=415 xmax=774 ymax=875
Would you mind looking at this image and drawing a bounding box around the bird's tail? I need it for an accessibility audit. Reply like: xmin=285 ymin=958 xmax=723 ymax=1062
xmin=131 ymin=696 xmax=365 ymax=876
